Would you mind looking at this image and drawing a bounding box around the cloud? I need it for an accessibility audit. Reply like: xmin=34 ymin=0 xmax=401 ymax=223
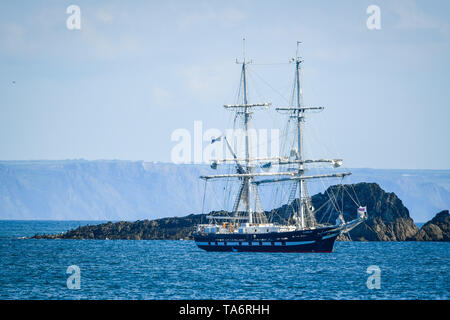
xmin=391 ymin=0 xmax=450 ymax=34
xmin=181 ymin=63 xmax=235 ymax=100
xmin=0 ymin=4 xmax=146 ymax=61
xmin=221 ymin=8 xmax=246 ymax=24
xmin=152 ymin=87 xmax=172 ymax=107
xmin=78 ymin=14 xmax=145 ymax=61
xmin=97 ymin=9 xmax=113 ymax=24
xmin=178 ymin=7 xmax=245 ymax=29
xmin=0 ymin=23 xmax=27 ymax=53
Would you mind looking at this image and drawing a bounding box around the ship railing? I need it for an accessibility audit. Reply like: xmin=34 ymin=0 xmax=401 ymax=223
xmin=206 ymin=216 xmax=248 ymax=220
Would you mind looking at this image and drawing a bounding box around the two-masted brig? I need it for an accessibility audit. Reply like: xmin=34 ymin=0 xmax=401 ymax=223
xmin=193 ymin=42 xmax=367 ymax=252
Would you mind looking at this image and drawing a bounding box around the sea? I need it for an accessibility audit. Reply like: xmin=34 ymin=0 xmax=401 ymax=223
xmin=0 ymin=220 xmax=448 ymax=300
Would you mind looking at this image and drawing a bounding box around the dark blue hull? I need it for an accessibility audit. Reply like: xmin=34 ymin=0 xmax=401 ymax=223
xmin=193 ymin=226 xmax=340 ymax=253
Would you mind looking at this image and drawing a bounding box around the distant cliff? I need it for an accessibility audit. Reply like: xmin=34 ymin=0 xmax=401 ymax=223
xmin=33 ymin=183 xmax=429 ymax=241
xmin=0 ymin=161 xmax=210 ymax=220
xmin=409 ymin=210 xmax=450 ymax=241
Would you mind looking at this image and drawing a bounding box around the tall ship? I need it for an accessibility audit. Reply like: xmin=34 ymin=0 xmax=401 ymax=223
xmin=193 ymin=41 xmax=367 ymax=252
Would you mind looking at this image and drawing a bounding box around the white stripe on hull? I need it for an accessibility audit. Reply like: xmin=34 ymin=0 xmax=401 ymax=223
xmin=322 ymin=233 xmax=339 ymax=240
xmin=196 ymin=240 xmax=318 ymax=246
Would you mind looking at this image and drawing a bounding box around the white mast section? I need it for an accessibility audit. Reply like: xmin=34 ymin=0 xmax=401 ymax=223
xmin=253 ymin=172 xmax=352 ymax=185
xmin=277 ymin=158 xmax=342 ymax=166
xmin=276 ymin=106 xmax=323 ymax=112
xmin=201 ymin=171 xmax=302 ymax=180
xmin=224 ymin=103 xmax=271 ymax=109
xmin=201 ymin=171 xmax=351 ymax=180
xmin=210 ymin=156 xmax=342 ymax=167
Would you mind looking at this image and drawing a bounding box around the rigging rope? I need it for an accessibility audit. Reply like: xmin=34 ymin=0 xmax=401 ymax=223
xmin=343 ymin=185 xmax=361 ymax=207
xmin=247 ymin=66 xmax=290 ymax=104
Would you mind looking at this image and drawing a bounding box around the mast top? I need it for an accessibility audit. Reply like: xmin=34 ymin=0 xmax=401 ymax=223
xmin=296 ymin=41 xmax=301 ymax=61
xmin=236 ymin=38 xmax=253 ymax=65
xmin=243 ymin=38 xmax=246 ymax=63
xmin=290 ymin=41 xmax=303 ymax=64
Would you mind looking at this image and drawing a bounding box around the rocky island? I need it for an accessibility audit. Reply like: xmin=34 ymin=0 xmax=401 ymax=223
xmin=32 ymin=183 xmax=448 ymax=241
xmin=408 ymin=210 xmax=449 ymax=241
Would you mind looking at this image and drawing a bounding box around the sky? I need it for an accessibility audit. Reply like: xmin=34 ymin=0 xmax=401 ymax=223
xmin=0 ymin=0 xmax=449 ymax=169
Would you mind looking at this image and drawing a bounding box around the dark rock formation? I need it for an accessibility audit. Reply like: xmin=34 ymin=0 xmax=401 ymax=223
xmin=32 ymin=183 xmax=420 ymax=241
xmin=409 ymin=210 xmax=449 ymax=241
xmin=33 ymin=214 xmax=207 ymax=240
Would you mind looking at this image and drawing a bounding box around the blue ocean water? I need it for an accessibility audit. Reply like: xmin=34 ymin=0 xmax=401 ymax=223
xmin=0 ymin=221 xmax=448 ymax=300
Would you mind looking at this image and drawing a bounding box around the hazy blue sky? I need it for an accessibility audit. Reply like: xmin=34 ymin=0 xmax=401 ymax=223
xmin=1 ymin=0 xmax=449 ymax=169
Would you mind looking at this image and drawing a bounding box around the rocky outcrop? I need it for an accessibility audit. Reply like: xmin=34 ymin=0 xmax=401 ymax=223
xmin=409 ymin=210 xmax=449 ymax=241
xmin=33 ymin=183 xmax=420 ymax=241
xmin=311 ymin=183 xmax=419 ymax=241
xmin=33 ymin=214 xmax=207 ymax=240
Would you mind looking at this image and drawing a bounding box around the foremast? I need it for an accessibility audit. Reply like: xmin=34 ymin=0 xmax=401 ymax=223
xmin=217 ymin=39 xmax=272 ymax=225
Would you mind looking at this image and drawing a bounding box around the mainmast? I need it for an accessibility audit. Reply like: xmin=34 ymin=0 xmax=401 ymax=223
xmin=241 ymin=39 xmax=252 ymax=223
xmin=295 ymin=42 xmax=306 ymax=229
xmin=275 ymin=42 xmax=341 ymax=229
